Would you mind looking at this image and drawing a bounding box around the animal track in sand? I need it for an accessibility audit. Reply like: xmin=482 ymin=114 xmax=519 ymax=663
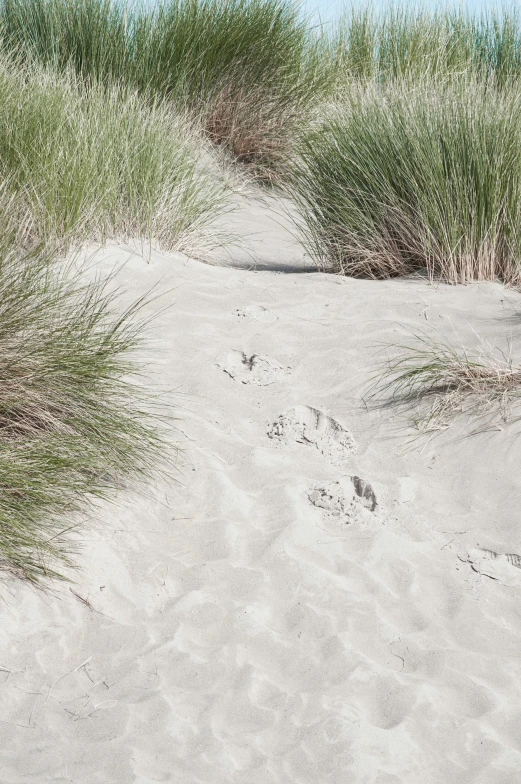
xmin=218 ymin=351 xmax=291 ymax=386
xmin=467 ymin=548 xmax=521 ymax=586
xmin=268 ymin=405 xmax=357 ymax=464
xmin=308 ymin=476 xmax=377 ymax=525
xmin=234 ymin=304 xmax=278 ymax=322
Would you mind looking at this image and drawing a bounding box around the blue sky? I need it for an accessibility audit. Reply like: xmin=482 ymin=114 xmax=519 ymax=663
xmin=302 ymin=0 xmax=520 ymax=23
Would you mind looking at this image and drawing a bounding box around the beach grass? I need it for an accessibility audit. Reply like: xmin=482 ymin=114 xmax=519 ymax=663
xmin=0 ymin=9 xmax=238 ymax=583
xmin=282 ymin=4 xmax=521 ymax=283
xmin=0 ymin=55 xmax=230 ymax=254
xmin=331 ymin=4 xmax=521 ymax=85
xmin=0 ymin=0 xmax=329 ymax=176
xmin=287 ymin=77 xmax=521 ymax=283
xmin=132 ymin=0 xmax=329 ymax=174
xmin=370 ymin=333 xmax=521 ymax=432
xmin=0 ymin=241 xmax=168 ymax=583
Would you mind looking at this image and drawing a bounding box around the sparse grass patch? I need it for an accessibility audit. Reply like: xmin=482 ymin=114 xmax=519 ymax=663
xmin=370 ymin=332 xmax=521 ymax=432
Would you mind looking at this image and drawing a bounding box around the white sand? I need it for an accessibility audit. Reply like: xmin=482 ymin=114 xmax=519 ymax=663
xmin=2 ymin=198 xmax=521 ymax=783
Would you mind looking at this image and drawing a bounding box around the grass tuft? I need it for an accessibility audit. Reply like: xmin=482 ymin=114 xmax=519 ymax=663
xmin=0 ymin=244 xmax=170 ymax=583
xmin=331 ymin=4 xmax=521 ymax=85
xmin=287 ymin=78 xmax=521 ymax=283
xmin=0 ymin=55 xmax=230 ymax=254
xmin=370 ymin=332 xmax=521 ymax=432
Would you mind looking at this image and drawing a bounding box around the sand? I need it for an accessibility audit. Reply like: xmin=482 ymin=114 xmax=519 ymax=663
xmin=1 ymin=196 xmax=521 ymax=783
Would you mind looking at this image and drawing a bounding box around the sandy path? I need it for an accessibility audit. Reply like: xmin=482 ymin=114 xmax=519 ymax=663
xmin=1 ymin=204 xmax=521 ymax=783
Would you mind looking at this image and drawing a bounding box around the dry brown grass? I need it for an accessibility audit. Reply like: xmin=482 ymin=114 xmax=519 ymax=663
xmin=203 ymin=83 xmax=299 ymax=180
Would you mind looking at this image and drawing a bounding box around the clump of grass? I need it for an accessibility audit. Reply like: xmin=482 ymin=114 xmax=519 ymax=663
xmin=287 ymin=78 xmax=521 ymax=283
xmin=0 ymin=240 xmax=169 ymax=583
xmin=0 ymin=55 xmax=230 ymax=254
xmin=201 ymin=79 xmax=310 ymax=178
xmin=135 ymin=0 xmax=328 ymax=175
xmin=0 ymin=0 xmax=329 ymax=176
xmin=0 ymin=0 xmax=129 ymax=81
xmin=371 ymin=332 xmax=521 ymax=432
xmin=331 ymin=4 xmax=521 ymax=85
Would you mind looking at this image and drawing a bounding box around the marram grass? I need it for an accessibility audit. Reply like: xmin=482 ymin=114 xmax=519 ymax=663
xmin=0 ymin=242 xmax=168 ymax=584
xmin=0 ymin=56 xmax=230 ymax=254
xmin=370 ymin=333 xmax=521 ymax=432
xmin=331 ymin=5 xmax=521 ymax=86
xmin=6 ymin=0 xmax=521 ymax=177
xmin=288 ymin=78 xmax=521 ymax=284
xmin=0 ymin=0 xmax=330 ymax=175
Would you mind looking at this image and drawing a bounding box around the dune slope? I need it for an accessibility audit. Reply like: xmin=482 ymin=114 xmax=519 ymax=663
xmin=1 ymin=206 xmax=521 ymax=783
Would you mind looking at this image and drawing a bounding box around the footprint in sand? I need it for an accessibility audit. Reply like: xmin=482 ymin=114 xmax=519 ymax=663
xmin=308 ymin=476 xmax=377 ymax=525
xmin=268 ymin=405 xmax=357 ymax=464
xmin=218 ymin=351 xmax=291 ymax=386
xmin=352 ymin=475 xmax=377 ymax=512
xmin=234 ymin=305 xmax=278 ymax=322
xmin=467 ymin=548 xmax=521 ymax=586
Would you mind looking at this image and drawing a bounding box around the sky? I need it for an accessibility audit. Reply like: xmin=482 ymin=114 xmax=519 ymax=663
xmin=302 ymin=0 xmax=520 ymax=23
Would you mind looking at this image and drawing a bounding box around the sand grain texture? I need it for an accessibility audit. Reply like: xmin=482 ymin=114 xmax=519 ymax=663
xmin=1 ymin=201 xmax=521 ymax=783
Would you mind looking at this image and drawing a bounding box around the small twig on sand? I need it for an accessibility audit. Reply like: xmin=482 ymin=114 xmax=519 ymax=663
xmin=69 ymin=588 xmax=115 ymax=620
xmin=44 ymin=656 xmax=93 ymax=707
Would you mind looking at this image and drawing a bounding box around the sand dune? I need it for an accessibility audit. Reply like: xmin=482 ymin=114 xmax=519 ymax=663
xmin=1 ymin=200 xmax=521 ymax=783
